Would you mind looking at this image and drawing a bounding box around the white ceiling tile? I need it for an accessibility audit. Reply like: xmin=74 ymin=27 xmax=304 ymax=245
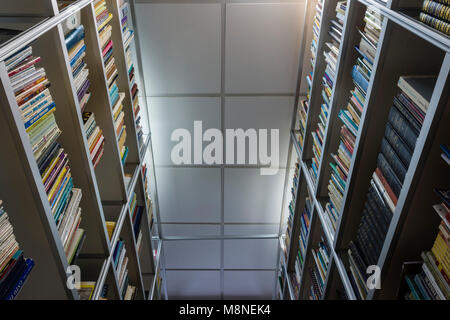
xmin=224 ymin=224 xmax=279 ymax=236
xmin=135 ymin=3 xmax=221 ymax=94
xmin=156 ymin=167 xmax=221 ymax=223
xmin=164 ymin=240 xmax=221 ymax=269
xmin=225 ymin=3 xmax=304 ymax=93
xmin=223 ymin=271 xmax=275 ymax=299
xmin=224 ymin=239 xmax=278 ymax=269
xmin=224 ymin=96 xmax=293 ymax=167
xmin=224 ymin=168 xmax=286 ymax=223
xmin=148 ymin=97 xmax=221 ymax=166
xmin=162 ymin=224 xmax=221 ymax=237
xmin=166 ymin=270 xmax=221 ymax=299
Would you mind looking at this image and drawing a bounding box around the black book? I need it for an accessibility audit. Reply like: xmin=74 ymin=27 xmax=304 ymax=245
xmin=37 ymin=141 xmax=61 ymax=174
xmin=349 ymin=240 xmax=369 ymax=272
xmin=359 ymin=218 xmax=382 ymax=264
xmin=377 ymin=152 xmax=403 ymax=198
xmin=0 ymin=254 xmax=26 ymax=299
xmin=347 ymin=268 xmax=363 ymax=300
xmin=360 ymin=213 xmax=383 ymax=258
xmin=366 ymin=188 xmax=389 ymax=234
xmin=393 ymin=96 xmax=421 ymax=135
xmin=388 ymin=104 xmax=419 ymax=152
xmin=363 ymin=203 xmax=386 ymax=249
xmin=380 ymin=137 xmax=407 ymax=183
xmin=384 ymin=122 xmax=413 ymax=168
xmin=369 ymin=179 xmax=394 ymax=224
xmin=356 ymin=227 xmax=378 ymax=266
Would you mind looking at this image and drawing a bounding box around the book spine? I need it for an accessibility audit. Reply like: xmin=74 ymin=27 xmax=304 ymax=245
xmin=422 ymin=1 xmax=450 ymax=23
xmin=388 ymin=105 xmax=418 ymax=152
xmin=65 ymin=25 xmax=85 ymax=51
xmin=380 ymin=137 xmax=407 ymax=183
xmin=4 ymin=258 xmax=34 ymax=300
xmin=352 ymin=65 xmax=369 ymax=94
xmin=419 ymin=12 xmax=450 ymax=36
xmin=377 ymin=153 xmax=402 ymax=198
xmin=393 ymin=96 xmax=421 ymax=134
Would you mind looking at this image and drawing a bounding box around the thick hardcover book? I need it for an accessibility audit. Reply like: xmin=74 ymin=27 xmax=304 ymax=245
xmin=397 ymin=75 xmax=435 ymax=113
xmin=377 ymin=152 xmax=402 ymax=198
xmin=388 ymin=104 xmax=418 ymax=152
xmin=363 ymin=201 xmax=387 ymax=247
xmin=393 ymin=96 xmax=421 ymax=135
xmin=380 ymin=137 xmax=407 ymax=182
xmin=367 ymin=185 xmax=391 ymax=230
xmin=384 ymin=122 xmax=413 ymax=168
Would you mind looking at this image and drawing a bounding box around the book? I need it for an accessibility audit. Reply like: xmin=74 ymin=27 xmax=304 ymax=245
xmin=397 ymin=76 xmax=436 ymax=114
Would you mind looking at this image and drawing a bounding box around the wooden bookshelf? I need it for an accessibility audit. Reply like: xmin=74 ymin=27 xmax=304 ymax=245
xmin=278 ymin=0 xmax=449 ymax=300
xmin=0 ymin=0 xmax=164 ymax=300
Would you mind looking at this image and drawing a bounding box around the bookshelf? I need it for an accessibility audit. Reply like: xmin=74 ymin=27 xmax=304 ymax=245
xmin=278 ymin=0 xmax=449 ymax=300
xmin=0 ymin=0 xmax=164 ymax=300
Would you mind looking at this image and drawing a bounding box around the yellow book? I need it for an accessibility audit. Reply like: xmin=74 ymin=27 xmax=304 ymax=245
xmin=41 ymin=149 xmax=63 ymax=182
xmin=68 ymin=40 xmax=85 ymax=60
xmin=25 ymin=107 xmax=57 ymax=133
xmin=97 ymin=13 xmax=113 ymax=32
xmin=118 ymin=127 xmax=127 ymax=151
xmin=47 ymin=166 xmax=68 ymax=202
xmin=78 ymin=281 xmax=96 ymax=300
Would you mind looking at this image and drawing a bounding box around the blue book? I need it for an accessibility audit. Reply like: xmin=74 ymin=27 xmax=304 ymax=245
xmin=352 ymin=65 xmax=368 ymax=94
xmin=354 ymin=46 xmax=373 ymax=66
xmin=4 ymin=258 xmax=34 ymax=300
xmin=113 ymin=241 xmax=123 ymax=268
xmin=70 ymin=45 xmax=86 ymax=67
xmin=65 ymin=25 xmax=85 ymax=52
xmin=440 ymin=144 xmax=450 ymax=158
xmin=24 ymin=102 xmax=56 ymax=129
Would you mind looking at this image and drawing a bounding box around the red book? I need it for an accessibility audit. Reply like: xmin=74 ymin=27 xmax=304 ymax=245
xmin=102 ymin=40 xmax=113 ymax=57
xmin=375 ymin=168 xmax=398 ymax=206
xmin=8 ymin=56 xmax=41 ymax=77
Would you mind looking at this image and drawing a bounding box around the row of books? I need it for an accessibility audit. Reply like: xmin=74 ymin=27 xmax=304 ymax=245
xmin=297 ymin=100 xmax=308 ymax=151
xmin=306 ymin=0 xmax=323 ymax=102
xmin=5 ymin=46 xmax=85 ymax=265
xmin=322 ymin=7 xmax=383 ymax=235
xmin=95 ymin=0 xmax=129 ymax=166
xmin=283 ymin=161 xmax=300 ymax=263
xmin=63 ymin=23 xmax=106 ymax=169
xmin=0 ymin=201 xmax=34 ymax=300
xmin=296 ymin=192 xmax=313 ymax=278
xmin=309 ymin=237 xmax=331 ymax=300
xmin=291 ymin=195 xmax=313 ymax=300
xmin=113 ymin=239 xmax=135 ymax=299
xmin=82 ymin=112 xmax=105 ymax=168
xmin=309 ymin=1 xmax=347 ymax=185
xmin=119 ymin=0 xmax=145 ymax=150
xmin=401 ymin=188 xmax=449 ymax=300
xmin=142 ymin=164 xmax=154 ymax=233
xmin=346 ymin=75 xmax=435 ymax=299
xmin=129 ymin=192 xmax=143 ymax=250
xmin=419 ymin=0 xmax=450 ymax=36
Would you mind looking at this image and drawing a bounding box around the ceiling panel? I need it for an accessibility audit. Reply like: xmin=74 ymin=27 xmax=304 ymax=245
xmin=135 ymin=3 xmax=221 ymax=94
xmin=148 ymin=97 xmax=221 ymax=166
xmin=162 ymin=224 xmax=221 ymax=237
xmin=225 ymin=3 xmax=304 ymax=94
xmin=156 ymin=167 xmax=221 ymax=223
xmin=224 ymin=168 xmax=285 ymax=223
xmin=223 ymin=270 xmax=275 ymax=299
xmin=166 ymin=270 xmax=221 ymax=299
xmin=164 ymin=240 xmax=221 ymax=269
xmin=224 ymin=96 xmax=293 ymax=168
xmin=224 ymin=238 xmax=278 ymax=269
